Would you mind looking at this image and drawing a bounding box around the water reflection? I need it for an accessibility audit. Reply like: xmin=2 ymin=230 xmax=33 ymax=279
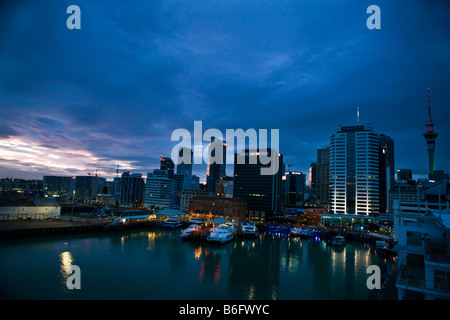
xmin=8 ymin=228 xmax=392 ymax=300
xmin=59 ymin=250 xmax=73 ymax=284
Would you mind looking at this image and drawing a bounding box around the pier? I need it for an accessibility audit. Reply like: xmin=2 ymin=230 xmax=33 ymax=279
xmin=0 ymin=218 xmax=159 ymax=238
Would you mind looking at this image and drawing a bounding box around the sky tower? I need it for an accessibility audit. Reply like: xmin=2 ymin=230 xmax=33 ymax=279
xmin=423 ymin=88 xmax=438 ymax=177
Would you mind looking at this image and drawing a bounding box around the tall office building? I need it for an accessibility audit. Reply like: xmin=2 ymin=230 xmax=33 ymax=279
xmin=309 ymin=162 xmax=316 ymax=191
xmin=233 ymin=149 xmax=284 ymax=219
xmin=316 ymin=146 xmax=330 ymax=205
xmin=206 ymin=137 xmax=226 ymax=195
xmin=171 ymin=174 xmax=185 ymax=210
xmin=176 ymin=147 xmax=193 ymax=176
xmin=378 ymin=134 xmax=395 ymax=214
xmin=329 ymin=123 xmax=380 ymax=215
xmin=144 ymin=169 xmax=173 ymax=209
xmin=176 ymin=147 xmax=193 ymax=190
xmin=222 ymin=176 xmax=234 ymax=198
xmin=160 ymin=156 xmax=174 ymax=179
xmin=120 ymin=171 xmax=145 ymax=207
xmin=284 ymin=172 xmax=305 ymax=206
xmin=423 ymin=88 xmax=438 ymax=177
xmin=397 ymin=169 xmax=412 ymax=181
xmin=191 ymin=175 xmax=200 ymax=190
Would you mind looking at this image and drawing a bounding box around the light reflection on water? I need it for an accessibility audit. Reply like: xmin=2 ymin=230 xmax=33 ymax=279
xmin=0 ymin=228 xmax=394 ymax=300
xmin=59 ymin=251 xmax=73 ymax=285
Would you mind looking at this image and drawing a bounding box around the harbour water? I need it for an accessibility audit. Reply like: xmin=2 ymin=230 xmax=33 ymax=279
xmin=0 ymin=228 xmax=395 ymax=300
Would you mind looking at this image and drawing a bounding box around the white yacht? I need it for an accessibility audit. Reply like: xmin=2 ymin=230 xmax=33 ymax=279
xmin=180 ymin=224 xmax=202 ymax=239
xmin=162 ymin=216 xmax=183 ymax=229
xmin=330 ymin=235 xmax=346 ymax=246
xmin=241 ymin=222 xmax=259 ymax=238
xmin=375 ymin=240 xmax=393 ymax=253
xmin=207 ymin=223 xmax=235 ymax=244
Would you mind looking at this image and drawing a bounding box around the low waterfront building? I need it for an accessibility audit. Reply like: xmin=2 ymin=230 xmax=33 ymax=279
xmin=188 ymin=196 xmax=247 ymax=222
xmin=394 ymin=199 xmax=450 ymax=300
xmin=0 ymin=197 xmax=61 ymax=220
xmin=96 ymin=194 xmax=115 ymax=205
xmin=320 ymin=213 xmax=376 ymax=231
xmin=180 ymin=189 xmax=207 ymax=212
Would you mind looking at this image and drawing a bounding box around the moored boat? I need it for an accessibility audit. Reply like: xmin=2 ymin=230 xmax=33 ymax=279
xmin=375 ymin=240 xmax=394 ymax=254
xmin=299 ymin=228 xmax=314 ymax=238
xmin=180 ymin=224 xmax=202 ymax=239
xmin=162 ymin=216 xmax=183 ymax=229
xmin=207 ymin=223 xmax=235 ymax=244
xmin=330 ymin=235 xmax=346 ymax=246
xmin=241 ymin=222 xmax=259 ymax=238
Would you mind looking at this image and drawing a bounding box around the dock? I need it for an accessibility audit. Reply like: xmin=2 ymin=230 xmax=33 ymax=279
xmin=0 ymin=219 xmax=159 ymax=238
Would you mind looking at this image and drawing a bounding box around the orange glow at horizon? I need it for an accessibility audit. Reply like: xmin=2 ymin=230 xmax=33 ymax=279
xmin=0 ymin=136 xmax=133 ymax=178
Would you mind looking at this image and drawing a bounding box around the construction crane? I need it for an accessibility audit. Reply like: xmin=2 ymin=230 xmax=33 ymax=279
xmin=282 ymin=150 xmax=294 ymax=173
xmin=111 ymin=164 xmax=132 ymax=178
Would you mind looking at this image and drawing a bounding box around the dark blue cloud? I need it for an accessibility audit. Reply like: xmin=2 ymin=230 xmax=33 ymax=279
xmin=0 ymin=0 xmax=449 ymax=180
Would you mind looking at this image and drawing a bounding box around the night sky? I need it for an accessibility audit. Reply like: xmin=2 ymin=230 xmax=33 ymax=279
xmin=1 ymin=0 xmax=449 ymax=183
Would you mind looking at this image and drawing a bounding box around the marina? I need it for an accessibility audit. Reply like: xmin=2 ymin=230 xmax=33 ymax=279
xmin=0 ymin=224 xmax=396 ymax=300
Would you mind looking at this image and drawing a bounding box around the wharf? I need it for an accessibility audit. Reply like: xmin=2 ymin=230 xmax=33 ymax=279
xmin=0 ymin=218 xmax=158 ymax=238
xmin=0 ymin=219 xmax=106 ymax=238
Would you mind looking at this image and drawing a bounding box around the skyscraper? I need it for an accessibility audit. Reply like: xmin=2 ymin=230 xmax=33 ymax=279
xmin=233 ymin=149 xmax=283 ymax=219
xmin=397 ymin=169 xmax=412 ymax=181
xmin=176 ymin=147 xmax=193 ymax=176
xmin=160 ymin=156 xmax=174 ymax=179
xmin=176 ymin=147 xmax=193 ymax=190
xmin=423 ymin=88 xmax=438 ymax=177
xmin=206 ymin=137 xmax=226 ymax=195
xmin=309 ymin=162 xmax=316 ymax=191
xmin=378 ymin=134 xmax=395 ymax=214
xmin=144 ymin=169 xmax=173 ymax=209
xmin=171 ymin=174 xmax=185 ymax=210
xmin=120 ymin=171 xmax=145 ymax=207
xmin=316 ymin=145 xmax=330 ymax=206
xmin=329 ymin=123 xmax=379 ymax=215
xmin=284 ymin=172 xmax=305 ymax=206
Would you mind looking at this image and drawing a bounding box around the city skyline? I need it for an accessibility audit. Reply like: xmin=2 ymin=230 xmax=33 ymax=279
xmin=1 ymin=1 xmax=450 ymax=182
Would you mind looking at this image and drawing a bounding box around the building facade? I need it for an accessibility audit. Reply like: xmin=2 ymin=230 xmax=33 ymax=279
xmin=316 ymin=146 xmax=330 ymax=206
xmin=43 ymin=176 xmax=75 ymax=197
xmin=233 ymin=149 xmax=284 ymax=219
xmin=0 ymin=197 xmax=60 ymax=220
xmin=188 ymin=196 xmax=247 ymax=222
xmin=394 ymin=199 xmax=450 ymax=300
xmin=206 ymin=137 xmax=226 ymax=195
xmin=329 ymin=123 xmax=380 ymax=215
xmin=283 ymin=171 xmax=305 ymax=207
xmin=144 ymin=169 xmax=173 ymax=209
xmin=378 ymin=134 xmax=395 ymax=215
xmin=160 ymin=156 xmax=174 ymax=179
xmin=120 ymin=172 xmax=145 ymax=207
xmin=180 ymin=189 xmax=207 ymax=212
